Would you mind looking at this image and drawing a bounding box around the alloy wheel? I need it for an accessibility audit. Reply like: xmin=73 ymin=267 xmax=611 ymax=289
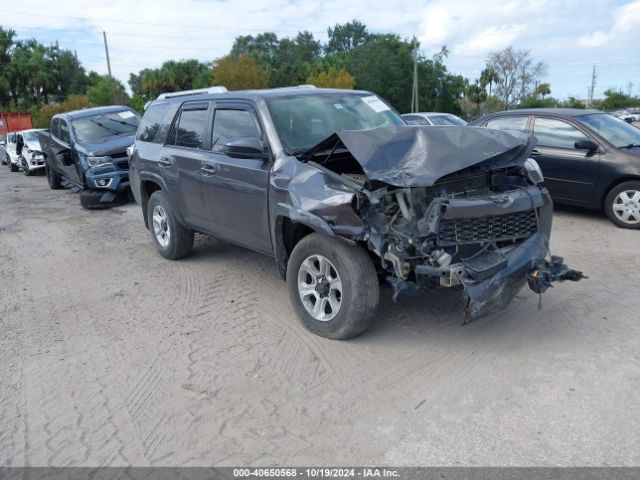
xmin=297 ymin=254 xmax=343 ymax=321
xmin=152 ymin=204 xmax=171 ymax=248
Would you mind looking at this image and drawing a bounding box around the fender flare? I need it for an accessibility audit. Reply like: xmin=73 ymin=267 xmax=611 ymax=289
xmin=138 ymin=172 xmax=187 ymax=229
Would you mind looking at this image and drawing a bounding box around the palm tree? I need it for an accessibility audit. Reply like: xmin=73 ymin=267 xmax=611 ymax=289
xmin=480 ymin=67 xmax=499 ymax=96
xmin=535 ymin=83 xmax=551 ymax=99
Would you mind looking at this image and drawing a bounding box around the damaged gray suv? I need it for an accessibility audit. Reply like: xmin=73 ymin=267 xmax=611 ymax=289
xmin=130 ymin=86 xmax=582 ymax=339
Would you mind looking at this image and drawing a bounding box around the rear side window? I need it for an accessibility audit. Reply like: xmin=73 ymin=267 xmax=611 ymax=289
xmin=137 ymin=103 xmax=171 ymax=143
xmin=533 ymin=117 xmax=591 ymax=149
xmin=172 ymin=104 xmax=208 ymax=149
xmin=486 ymin=116 xmax=528 ymax=132
xmin=403 ymin=115 xmax=430 ymax=125
xmin=211 ymin=109 xmax=261 ymax=153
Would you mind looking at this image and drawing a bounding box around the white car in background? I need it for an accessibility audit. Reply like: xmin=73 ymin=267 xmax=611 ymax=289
xmin=5 ymin=129 xmax=47 ymax=175
xmin=1 ymin=132 xmax=19 ymax=170
xmin=402 ymin=112 xmax=468 ymax=126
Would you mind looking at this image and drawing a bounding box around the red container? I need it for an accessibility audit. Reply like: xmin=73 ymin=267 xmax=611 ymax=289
xmin=0 ymin=112 xmax=33 ymax=137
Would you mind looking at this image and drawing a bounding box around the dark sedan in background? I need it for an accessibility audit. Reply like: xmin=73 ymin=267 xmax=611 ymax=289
xmin=471 ymin=109 xmax=640 ymax=229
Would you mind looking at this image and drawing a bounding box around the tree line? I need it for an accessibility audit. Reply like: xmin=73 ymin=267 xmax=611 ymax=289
xmin=1 ymin=22 xmax=639 ymax=128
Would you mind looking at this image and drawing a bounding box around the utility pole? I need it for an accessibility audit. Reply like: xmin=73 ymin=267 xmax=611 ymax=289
xmin=588 ymin=65 xmax=596 ymax=107
xmin=103 ymin=31 xmax=112 ymax=78
xmin=411 ymin=47 xmax=419 ymax=113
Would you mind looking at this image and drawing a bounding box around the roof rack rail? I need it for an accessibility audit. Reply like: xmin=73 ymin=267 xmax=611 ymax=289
xmin=156 ymin=86 xmax=228 ymax=100
xmin=297 ymin=84 xmax=316 ymax=88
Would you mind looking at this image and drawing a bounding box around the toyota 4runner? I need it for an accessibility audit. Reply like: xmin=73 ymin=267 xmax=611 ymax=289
xmin=130 ymin=86 xmax=582 ymax=339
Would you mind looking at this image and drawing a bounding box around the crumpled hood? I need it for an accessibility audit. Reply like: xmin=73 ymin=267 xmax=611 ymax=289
xmin=305 ymin=125 xmax=536 ymax=187
xmin=25 ymin=140 xmax=42 ymax=152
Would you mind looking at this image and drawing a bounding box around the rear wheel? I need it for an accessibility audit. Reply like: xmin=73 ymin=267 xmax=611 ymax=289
xmin=147 ymin=190 xmax=194 ymax=260
xmin=1 ymin=153 xmax=7 ymax=165
xmin=605 ymin=181 xmax=640 ymax=229
xmin=286 ymin=233 xmax=380 ymax=340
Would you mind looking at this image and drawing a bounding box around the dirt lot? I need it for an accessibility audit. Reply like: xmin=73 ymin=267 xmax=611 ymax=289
xmin=1 ymin=168 xmax=639 ymax=467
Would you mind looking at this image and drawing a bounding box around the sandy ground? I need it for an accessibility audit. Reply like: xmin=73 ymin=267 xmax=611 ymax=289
xmin=1 ymin=168 xmax=639 ymax=467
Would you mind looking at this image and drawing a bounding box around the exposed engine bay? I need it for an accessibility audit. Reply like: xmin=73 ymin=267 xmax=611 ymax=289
xmin=297 ymin=125 xmax=583 ymax=320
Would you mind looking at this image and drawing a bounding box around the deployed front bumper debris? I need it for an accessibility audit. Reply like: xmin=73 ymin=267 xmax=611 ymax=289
xmin=459 ymin=233 xmax=583 ymax=321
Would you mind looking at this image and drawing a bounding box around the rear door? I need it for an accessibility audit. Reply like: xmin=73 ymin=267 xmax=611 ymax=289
xmin=51 ymin=118 xmax=82 ymax=184
xmin=531 ymin=116 xmax=600 ymax=204
xmin=198 ymin=102 xmax=271 ymax=253
xmin=158 ymin=101 xmax=212 ymax=230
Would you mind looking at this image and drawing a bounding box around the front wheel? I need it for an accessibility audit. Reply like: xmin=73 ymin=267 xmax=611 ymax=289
xmin=147 ymin=190 xmax=194 ymax=260
xmin=21 ymin=157 xmax=31 ymax=176
xmin=45 ymin=162 xmax=63 ymax=189
xmin=286 ymin=233 xmax=380 ymax=340
xmin=9 ymin=159 xmax=18 ymax=172
xmin=605 ymin=181 xmax=640 ymax=229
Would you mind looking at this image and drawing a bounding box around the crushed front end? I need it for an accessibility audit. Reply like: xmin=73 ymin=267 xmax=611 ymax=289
xmin=300 ymin=125 xmax=583 ymax=321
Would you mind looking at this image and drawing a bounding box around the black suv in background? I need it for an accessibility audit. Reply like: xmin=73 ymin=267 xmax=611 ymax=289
xmin=130 ymin=86 xmax=581 ymax=339
xmin=39 ymin=106 xmax=141 ymax=209
xmin=471 ymin=109 xmax=640 ymax=229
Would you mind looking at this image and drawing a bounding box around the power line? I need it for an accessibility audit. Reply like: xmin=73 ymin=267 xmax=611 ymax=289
xmin=0 ymin=10 xmax=326 ymax=33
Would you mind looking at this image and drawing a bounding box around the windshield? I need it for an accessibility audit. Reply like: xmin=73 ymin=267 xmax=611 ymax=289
xmin=577 ymin=113 xmax=640 ymax=148
xmin=266 ymin=93 xmax=404 ymax=153
xmin=22 ymin=131 xmax=41 ymax=144
xmin=429 ymin=114 xmax=467 ymax=126
xmin=72 ymin=110 xmax=141 ymax=144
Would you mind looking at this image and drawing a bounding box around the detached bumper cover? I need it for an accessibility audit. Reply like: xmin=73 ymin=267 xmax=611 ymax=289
xmin=460 ymin=232 xmax=584 ymax=320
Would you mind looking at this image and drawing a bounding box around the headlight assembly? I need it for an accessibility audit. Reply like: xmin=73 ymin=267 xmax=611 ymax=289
xmin=524 ymin=158 xmax=544 ymax=184
xmin=86 ymin=156 xmax=113 ymax=168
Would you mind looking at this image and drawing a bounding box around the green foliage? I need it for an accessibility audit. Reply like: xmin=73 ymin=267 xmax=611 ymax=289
xmin=326 ymin=20 xmax=370 ymax=55
xmin=129 ymin=59 xmax=211 ymax=99
xmin=518 ymin=97 xmax=559 ymax=108
xmin=86 ymin=76 xmax=129 ymax=106
xmin=535 ymin=82 xmax=551 ymax=99
xmin=561 ymin=96 xmax=586 ymax=109
xmin=211 ymin=54 xmax=267 ymax=90
xmin=597 ymin=89 xmax=640 ymax=110
xmin=306 ymin=67 xmax=355 ymax=89
xmin=32 ymin=94 xmax=91 ymax=128
xmin=0 ymin=26 xmax=91 ymax=110
xmin=129 ymin=94 xmax=147 ymax=114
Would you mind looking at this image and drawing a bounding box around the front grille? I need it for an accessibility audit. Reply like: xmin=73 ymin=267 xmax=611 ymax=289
xmin=438 ymin=209 xmax=538 ymax=246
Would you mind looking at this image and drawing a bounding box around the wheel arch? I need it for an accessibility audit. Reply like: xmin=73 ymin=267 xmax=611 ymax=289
xmin=600 ymin=175 xmax=640 ymax=209
xmin=139 ymin=177 xmax=164 ymax=229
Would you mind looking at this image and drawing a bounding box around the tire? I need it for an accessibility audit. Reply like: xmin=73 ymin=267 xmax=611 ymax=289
xmin=147 ymin=190 xmax=194 ymax=260
xmin=21 ymin=157 xmax=31 ymax=176
xmin=1 ymin=154 xmax=7 ymax=165
xmin=604 ymin=181 xmax=640 ymax=229
xmin=79 ymin=189 xmax=127 ymax=210
xmin=286 ymin=233 xmax=379 ymax=340
xmin=45 ymin=162 xmax=63 ymax=189
xmin=9 ymin=159 xmax=18 ymax=172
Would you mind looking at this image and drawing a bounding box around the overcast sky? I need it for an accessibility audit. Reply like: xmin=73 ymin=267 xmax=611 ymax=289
xmin=2 ymin=0 xmax=639 ymax=100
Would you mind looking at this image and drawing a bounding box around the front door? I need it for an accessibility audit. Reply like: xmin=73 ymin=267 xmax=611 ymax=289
xmin=51 ymin=118 xmax=82 ymax=185
xmin=531 ymin=116 xmax=600 ymax=204
xmin=199 ymin=103 xmax=271 ymax=253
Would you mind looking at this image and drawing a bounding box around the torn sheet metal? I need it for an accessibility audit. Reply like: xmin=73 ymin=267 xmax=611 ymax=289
xmin=303 ymin=125 xmax=536 ymax=187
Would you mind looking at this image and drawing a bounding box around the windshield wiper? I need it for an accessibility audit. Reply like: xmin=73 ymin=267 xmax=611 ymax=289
xmin=89 ymin=119 xmax=121 ymax=136
xmin=619 ymin=143 xmax=640 ymax=149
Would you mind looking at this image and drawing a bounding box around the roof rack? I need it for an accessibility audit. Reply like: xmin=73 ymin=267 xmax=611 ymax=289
xmin=156 ymin=86 xmax=228 ymax=100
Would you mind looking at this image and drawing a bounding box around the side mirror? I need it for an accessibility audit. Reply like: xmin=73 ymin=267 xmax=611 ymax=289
xmin=221 ymin=136 xmax=268 ymax=159
xmin=575 ymin=140 xmax=598 ymax=151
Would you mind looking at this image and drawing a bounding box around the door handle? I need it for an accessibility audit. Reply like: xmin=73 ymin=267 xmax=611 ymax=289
xmin=200 ymin=163 xmax=217 ymax=176
xmin=530 ymin=149 xmax=541 ymax=157
xmin=158 ymin=156 xmax=173 ymax=167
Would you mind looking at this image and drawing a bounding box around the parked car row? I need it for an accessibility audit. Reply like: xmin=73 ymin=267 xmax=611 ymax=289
xmin=14 ymin=87 xmax=640 ymax=339
xmin=0 ymin=106 xmax=142 ymax=210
